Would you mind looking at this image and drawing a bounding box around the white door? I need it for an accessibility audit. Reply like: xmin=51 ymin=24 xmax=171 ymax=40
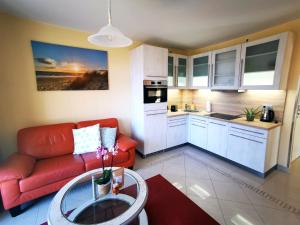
xmin=144 ymin=110 xmax=167 ymax=154
xmin=176 ymin=55 xmax=188 ymax=87
xmin=240 ymin=33 xmax=288 ymax=90
xmin=227 ymin=132 xmax=266 ymax=172
xmin=167 ymin=123 xmax=187 ymax=148
xmin=189 ymin=123 xmax=207 ymax=149
xmin=207 ymin=120 xmax=228 ymax=157
xmin=143 ymin=45 xmax=168 ymax=79
xmin=211 ymin=45 xmax=241 ymax=90
xmin=190 ymin=52 xmax=211 ymax=88
xmin=292 ymin=104 xmax=300 ymax=161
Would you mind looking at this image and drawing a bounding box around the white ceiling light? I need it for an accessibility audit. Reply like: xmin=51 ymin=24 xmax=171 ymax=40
xmin=88 ymin=0 xmax=133 ymax=48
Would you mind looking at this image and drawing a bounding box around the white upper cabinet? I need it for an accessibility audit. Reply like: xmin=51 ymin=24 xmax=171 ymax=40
xmin=168 ymin=54 xmax=188 ymax=88
xmin=211 ymin=45 xmax=241 ymax=90
xmin=240 ymin=32 xmax=291 ymax=90
xmin=190 ymin=52 xmax=211 ymax=88
xmin=142 ymin=45 xmax=168 ymax=80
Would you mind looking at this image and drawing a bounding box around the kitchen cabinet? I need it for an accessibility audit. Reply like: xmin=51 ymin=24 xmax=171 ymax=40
xmin=189 ymin=116 xmax=208 ymax=149
xmin=142 ymin=45 xmax=168 ymax=80
xmin=190 ymin=52 xmax=211 ymax=88
xmin=240 ymin=32 xmax=290 ymax=90
xmin=144 ymin=110 xmax=167 ymax=154
xmin=226 ymin=124 xmax=280 ymax=173
xmin=168 ymin=54 xmax=188 ymax=88
xmin=207 ymin=119 xmax=228 ymax=157
xmin=211 ymin=45 xmax=241 ymax=90
xmin=167 ymin=115 xmax=188 ymax=148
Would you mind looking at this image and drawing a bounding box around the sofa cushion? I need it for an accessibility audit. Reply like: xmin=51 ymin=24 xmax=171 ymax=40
xmin=18 ymin=123 xmax=76 ymax=159
xmin=73 ymin=124 xmax=101 ymax=155
xmin=81 ymin=150 xmax=130 ymax=171
xmin=77 ymin=118 xmax=119 ymax=135
xmin=19 ymin=154 xmax=85 ymax=193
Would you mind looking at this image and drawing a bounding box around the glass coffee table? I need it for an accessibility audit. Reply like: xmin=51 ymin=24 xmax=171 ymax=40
xmin=48 ymin=168 xmax=148 ymax=225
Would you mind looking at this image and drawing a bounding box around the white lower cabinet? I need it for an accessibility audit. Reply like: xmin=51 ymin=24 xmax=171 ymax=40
xmin=189 ymin=116 xmax=208 ymax=149
xmin=144 ymin=110 xmax=167 ymax=154
xmin=167 ymin=116 xmax=187 ymax=148
xmin=207 ymin=119 xmax=228 ymax=157
xmin=166 ymin=114 xmax=280 ymax=175
xmin=227 ymin=132 xmax=266 ymax=172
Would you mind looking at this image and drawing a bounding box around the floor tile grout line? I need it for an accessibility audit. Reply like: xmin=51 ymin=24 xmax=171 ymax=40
xmin=204 ymin=153 xmax=228 ymax=225
xmin=184 ymin=151 xmax=300 ymax=216
xmin=239 ymin=181 xmax=267 ymax=225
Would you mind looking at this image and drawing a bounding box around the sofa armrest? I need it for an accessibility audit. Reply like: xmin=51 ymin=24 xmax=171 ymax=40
xmin=117 ymin=134 xmax=137 ymax=152
xmin=0 ymin=153 xmax=36 ymax=183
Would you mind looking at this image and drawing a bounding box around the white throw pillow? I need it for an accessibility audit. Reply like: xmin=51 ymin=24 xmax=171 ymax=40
xmin=72 ymin=124 xmax=101 ymax=154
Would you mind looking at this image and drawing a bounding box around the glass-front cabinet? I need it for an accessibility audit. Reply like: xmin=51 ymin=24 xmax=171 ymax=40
xmin=168 ymin=54 xmax=188 ymax=88
xmin=211 ymin=45 xmax=241 ymax=90
xmin=240 ymin=33 xmax=288 ymax=90
xmin=190 ymin=52 xmax=211 ymax=88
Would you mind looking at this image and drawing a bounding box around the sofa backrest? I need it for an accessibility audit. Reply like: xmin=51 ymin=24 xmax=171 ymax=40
xmin=77 ymin=118 xmax=119 ymax=135
xmin=18 ymin=123 xmax=76 ymax=159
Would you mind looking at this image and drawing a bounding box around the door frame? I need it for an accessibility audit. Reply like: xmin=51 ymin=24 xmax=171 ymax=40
xmin=287 ymin=76 xmax=300 ymax=167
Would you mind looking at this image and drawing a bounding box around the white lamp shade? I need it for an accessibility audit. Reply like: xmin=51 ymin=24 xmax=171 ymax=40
xmin=88 ymin=24 xmax=133 ymax=48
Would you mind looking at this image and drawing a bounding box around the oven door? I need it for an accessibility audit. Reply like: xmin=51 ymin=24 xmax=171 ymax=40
xmin=144 ymin=86 xmax=167 ymax=104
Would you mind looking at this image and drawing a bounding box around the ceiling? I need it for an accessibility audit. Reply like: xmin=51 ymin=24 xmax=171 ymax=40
xmin=1 ymin=0 xmax=300 ymax=49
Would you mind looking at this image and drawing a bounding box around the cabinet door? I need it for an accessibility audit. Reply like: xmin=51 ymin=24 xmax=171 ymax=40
xmin=189 ymin=123 xmax=207 ymax=149
xmin=211 ymin=45 xmax=241 ymax=90
xmin=143 ymin=45 xmax=168 ymax=79
xmin=227 ymin=132 xmax=266 ymax=172
xmin=144 ymin=111 xmax=167 ymax=154
xmin=191 ymin=52 xmax=211 ymax=88
xmin=168 ymin=55 xmax=175 ymax=87
xmin=207 ymin=120 xmax=228 ymax=157
xmin=240 ymin=33 xmax=287 ymax=90
xmin=167 ymin=122 xmax=187 ymax=148
xmin=176 ymin=56 xmax=188 ymax=87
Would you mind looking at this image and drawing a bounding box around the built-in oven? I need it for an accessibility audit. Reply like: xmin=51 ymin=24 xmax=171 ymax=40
xmin=143 ymin=80 xmax=167 ymax=104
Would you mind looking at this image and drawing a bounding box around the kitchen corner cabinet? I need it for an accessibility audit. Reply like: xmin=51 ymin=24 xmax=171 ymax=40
xmin=190 ymin=52 xmax=211 ymax=88
xmin=211 ymin=45 xmax=241 ymax=90
xmin=168 ymin=54 xmax=188 ymax=88
xmin=207 ymin=119 xmax=229 ymax=157
xmin=240 ymin=32 xmax=291 ymax=90
xmin=142 ymin=45 xmax=168 ymax=80
xmin=167 ymin=116 xmax=188 ymax=148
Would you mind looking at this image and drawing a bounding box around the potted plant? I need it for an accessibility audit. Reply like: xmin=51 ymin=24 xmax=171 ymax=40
xmin=243 ymin=106 xmax=261 ymax=121
xmin=94 ymin=143 xmax=119 ymax=196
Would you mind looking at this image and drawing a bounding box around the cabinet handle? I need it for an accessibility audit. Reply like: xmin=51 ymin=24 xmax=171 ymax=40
xmin=146 ymin=112 xmax=166 ymax=116
xmin=210 ymin=121 xmax=226 ymax=126
xmin=191 ymin=119 xmax=207 ymax=123
xmin=192 ymin=123 xmax=206 ymax=128
xmin=169 ymin=123 xmax=186 ymax=127
xmin=146 ymin=75 xmax=166 ymax=78
xmin=229 ymin=134 xmax=263 ymax=144
xmin=231 ymin=126 xmax=264 ymax=136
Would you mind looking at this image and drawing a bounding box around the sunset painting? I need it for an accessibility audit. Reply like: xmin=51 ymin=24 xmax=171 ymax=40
xmin=31 ymin=41 xmax=108 ymax=91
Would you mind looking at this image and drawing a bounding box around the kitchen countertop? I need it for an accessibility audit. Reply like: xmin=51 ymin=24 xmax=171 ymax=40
xmin=167 ymin=110 xmax=281 ymax=130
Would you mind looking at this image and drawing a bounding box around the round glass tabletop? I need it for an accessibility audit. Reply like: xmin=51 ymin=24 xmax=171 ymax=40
xmin=47 ymin=168 xmax=148 ymax=225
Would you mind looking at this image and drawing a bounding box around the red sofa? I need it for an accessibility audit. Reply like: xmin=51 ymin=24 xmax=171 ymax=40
xmin=0 ymin=118 xmax=137 ymax=216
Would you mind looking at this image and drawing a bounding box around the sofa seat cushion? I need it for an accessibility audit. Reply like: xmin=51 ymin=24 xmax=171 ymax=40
xmin=81 ymin=150 xmax=130 ymax=171
xmin=19 ymin=154 xmax=85 ymax=193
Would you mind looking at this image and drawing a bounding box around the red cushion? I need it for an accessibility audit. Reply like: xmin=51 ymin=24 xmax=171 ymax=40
xmin=19 ymin=155 xmax=84 ymax=192
xmin=18 ymin=123 xmax=76 ymax=159
xmin=81 ymin=150 xmax=130 ymax=171
xmin=77 ymin=118 xmax=119 ymax=135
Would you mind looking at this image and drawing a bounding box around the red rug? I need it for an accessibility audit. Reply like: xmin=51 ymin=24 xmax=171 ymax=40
xmin=42 ymin=174 xmax=219 ymax=225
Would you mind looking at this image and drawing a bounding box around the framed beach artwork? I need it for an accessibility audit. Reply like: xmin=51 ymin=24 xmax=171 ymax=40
xmin=31 ymin=41 xmax=108 ymax=91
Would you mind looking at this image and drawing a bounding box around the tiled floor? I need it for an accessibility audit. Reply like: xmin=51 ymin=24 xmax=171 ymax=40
xmin=1 ymin=145 xmax=300 ymax=225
